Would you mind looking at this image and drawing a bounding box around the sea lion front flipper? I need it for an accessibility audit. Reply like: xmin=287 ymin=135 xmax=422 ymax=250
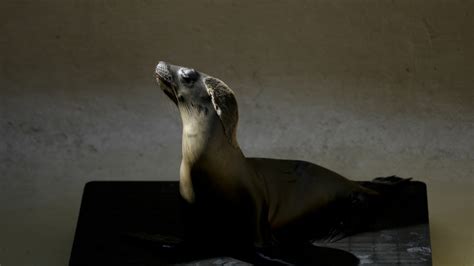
xmin=309 ymin=190 xmax=376 ymax=244
xmin=255 ymin=242 xmax=360 ymax=266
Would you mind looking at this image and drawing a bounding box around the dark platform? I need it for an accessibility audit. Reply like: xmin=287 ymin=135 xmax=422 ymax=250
xmin=69 ymin=181 xmax=432 ymax=265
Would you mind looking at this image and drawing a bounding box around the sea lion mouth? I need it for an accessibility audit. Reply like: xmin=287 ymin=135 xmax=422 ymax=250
xmin=155 ymin=61 xmax=178 ymax=104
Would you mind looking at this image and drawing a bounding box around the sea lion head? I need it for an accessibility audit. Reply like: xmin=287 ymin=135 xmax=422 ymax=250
xmin=155 ymin=61 xmax=239 ymax=148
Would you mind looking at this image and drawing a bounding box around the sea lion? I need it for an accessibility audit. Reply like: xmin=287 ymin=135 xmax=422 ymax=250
xmin=154 ymin=61 xmax=383 ymax=244
xmin=155 ymin=61 xmax=272 ymax=249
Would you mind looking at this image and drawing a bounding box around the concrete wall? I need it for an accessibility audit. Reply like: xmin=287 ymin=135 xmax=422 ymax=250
xmin=1 ymin=1 xmax=473 ymax=265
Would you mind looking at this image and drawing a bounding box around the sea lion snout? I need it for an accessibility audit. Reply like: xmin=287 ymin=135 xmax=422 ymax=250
xmin=156 ymin=61 xmax=179 ymax=104
xmin=155 ymin=61 xmax=173 ymax=86
xmin=156 ymin=61 xmax=199 ymax=85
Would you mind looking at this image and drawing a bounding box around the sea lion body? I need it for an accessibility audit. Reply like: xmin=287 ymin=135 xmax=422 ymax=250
xmin=155 ymin=61 xmax=374 ymax=248
xmin=248 ymin=158 xmax=365 ymax=230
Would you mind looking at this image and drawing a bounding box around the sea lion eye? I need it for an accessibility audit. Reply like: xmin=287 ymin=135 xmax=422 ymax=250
xmin=179 ymin=68 xmax=199 ymax=83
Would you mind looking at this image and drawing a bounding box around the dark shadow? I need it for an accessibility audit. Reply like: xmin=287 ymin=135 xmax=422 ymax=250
xmin=275 ymin=178 xmax=429 ymax=244
xmin=69 ymin=179 xmax=428 ymax=265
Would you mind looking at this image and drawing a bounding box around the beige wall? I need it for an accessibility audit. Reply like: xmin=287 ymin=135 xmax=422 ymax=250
xmin=1 ymin=1 xmax=473 ymax=265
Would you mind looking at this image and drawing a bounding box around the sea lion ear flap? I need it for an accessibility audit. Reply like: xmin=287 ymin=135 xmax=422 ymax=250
xmin=204 ymin=77 xmax=239 ymax=148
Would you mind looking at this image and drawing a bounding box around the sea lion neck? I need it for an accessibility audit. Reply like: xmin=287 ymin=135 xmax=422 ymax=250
xmin=180 ymin=110 xmax=237 ymax=162
xmin=179 ymin=119 xmax=251 ymax=203
xmin=180 ymin=122 xmax=248 ymax=171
